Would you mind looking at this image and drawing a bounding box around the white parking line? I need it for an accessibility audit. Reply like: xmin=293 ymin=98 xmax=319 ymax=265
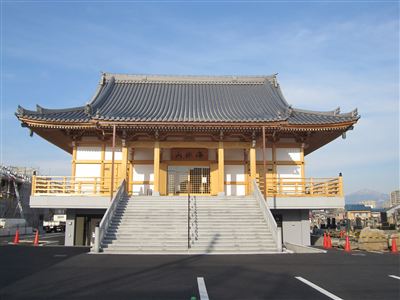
xmin=197 ymin=277 xmax=210 ymax=300
xmin=295 ymin=276 xmax=343 ymax=300
xmin=388 ymin=275 xmax=400 ymax=280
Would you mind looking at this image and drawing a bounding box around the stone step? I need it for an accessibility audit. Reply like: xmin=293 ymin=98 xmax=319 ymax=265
xmin=103 ymin=232 xmax=272 ymax=239
xmin=101 ymin=249 xmax=277 ymax=254
xmin=99 ymin=195 xmax=278 ymax=254
xmin=102 ymin=245 xmax=277 ymax=252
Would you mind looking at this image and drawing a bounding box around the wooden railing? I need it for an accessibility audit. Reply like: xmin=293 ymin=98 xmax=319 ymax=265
xmin=32 ymin=176 xmax=120 ymax=196
xmin=257 ymin=176 xmax=343 ymax=197
xmin=32 ymin=175 xmax=343 ymax=197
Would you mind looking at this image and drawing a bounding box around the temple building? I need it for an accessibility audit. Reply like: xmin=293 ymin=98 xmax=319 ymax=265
xmin=16 ymin=73 xmax=359 ymax=252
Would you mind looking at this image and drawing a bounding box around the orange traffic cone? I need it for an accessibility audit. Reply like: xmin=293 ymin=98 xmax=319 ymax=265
xmin=327 ymin=233 xmax=332 ymax=249
xmin=391 ymin=236 xmax=398 ymax=253
xmin=33 ymin=230 xmax=39 ymax=246
xmin=323 ymin=232 xmax=327 ymax=249
xmin=344 ymin=235 xmax=351 ymax=252
xmin=13 ymin=229 xmax=20 ymax=244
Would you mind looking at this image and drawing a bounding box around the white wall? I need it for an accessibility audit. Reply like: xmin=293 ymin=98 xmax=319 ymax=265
xmin=76 ymin=146 xmax=102 ymax=160
xmin=225 ymin=149 xmax=244 ymax=160
xmin=162 ymin=149 xmax=171 ymax=160
xmin=75 ymin=164 xmax=101 ymax=177
xmin=224 ymin=165 xmax=246 ymax=196
xmin=256 ymin=148 xmax=272 ymax=161
xmin=105 ymin=147 xmax=122 ymax=161
xmin=279 ymin=138 xmax=296 ymax=143
xmin=276 ymin=165 xmax=302 ymax=194
xmin=132 ymin=164 xmax=154 ymax=195
xmin=74 ymin=164 xmax=101 ymax=193
xmin=276 ymin=148 xmax=301 ymax=161
xmin=208 ymin=149 xmax=216 ymax=161
xmin=276 ymin=165 xmax=301 ymax=178
xmin=134 ymin=148 xmax=154 ymax=160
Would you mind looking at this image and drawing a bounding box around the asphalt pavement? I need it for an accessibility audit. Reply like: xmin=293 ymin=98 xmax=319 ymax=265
xmin=0 ymin=246 xmax=398 ymax=300
xmin=0 ymin=232 xmax=65 ymax=246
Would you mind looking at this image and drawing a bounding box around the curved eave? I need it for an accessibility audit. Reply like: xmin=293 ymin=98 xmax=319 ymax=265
xmin=17 ymin=116 xmax=96 ymax=129
xmin=283 ymin=119 xmax=358 ymax=131
xmin=17 ymin=116 xmax=358 ymax=132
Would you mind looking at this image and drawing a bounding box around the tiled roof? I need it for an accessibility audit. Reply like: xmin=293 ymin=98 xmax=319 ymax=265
xmin=345 ymin=204 xmax=371 ymax=211
xmin=16 ymin=73 xmax=359 ymax=126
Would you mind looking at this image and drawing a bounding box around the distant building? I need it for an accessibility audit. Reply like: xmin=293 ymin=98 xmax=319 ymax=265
xmin=360 ymin=200 xmax=376 ymax=209
xmin=390 ymin=190 xmax=400 ymax=207
xmin=345 ymin=204 xmax=371 ymax=221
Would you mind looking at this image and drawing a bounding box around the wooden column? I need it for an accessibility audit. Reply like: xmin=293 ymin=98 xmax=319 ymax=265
xmin=153 ymin=141 xmax=160 ymax=196
xmin=338 ymin=173 xmax=344 ymax=197
xmin=128 ymin=148 xmax=134 ymax=195
xmin=71 ymin=142 xmax=77 ymax=177
xmin=301 ymin=143 xmax=305 ymax=194
xmin=218 ymin=141 xmax=225 ymax=195
xmin=262 ymin=126 xmax=267 ymax=197
xmin=121 ymin=140 xmax=129 ymax=189
xmin=110 ymin=125 xmax=116 ymax=200
xmin=272 ymin=142 xmax=277 ymax=195
xmin=100 ymin=143 xmax=106 ymax=194
xmin=249 ymin=145 xmax=256 ymax=193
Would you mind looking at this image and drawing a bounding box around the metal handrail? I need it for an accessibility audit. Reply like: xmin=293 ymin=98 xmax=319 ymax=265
xmin=252 ymin=179 xmax=282 ymax=252
xmin=191 ymin=196 xmax=198 ymax=244
xmin=93 ymin=179 xmax=127 ymax=253
xmin=187 ymin=193 xmax=191 ymax=249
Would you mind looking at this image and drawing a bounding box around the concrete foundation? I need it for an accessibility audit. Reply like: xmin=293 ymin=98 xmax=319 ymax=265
xmin=65 ymin=209 xmax=106 ymax=246
xmin=273 ymin=209 xmax=310 ymax=246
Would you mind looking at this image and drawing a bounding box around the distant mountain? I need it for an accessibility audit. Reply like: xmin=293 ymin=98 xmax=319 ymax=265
xmin=345 ymin=189 xmax=389 ymax=207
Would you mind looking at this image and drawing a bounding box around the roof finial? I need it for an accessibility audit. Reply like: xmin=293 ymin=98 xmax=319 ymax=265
xmin=287 ymin=105 xmax=293 ymax=117
xmin=273 ymin=73 xmax=278 ymax=88
xmin=85 ymin=104 xmax=92 ymax=115
xmin=100 ymin=72 xmax=106 ymax=85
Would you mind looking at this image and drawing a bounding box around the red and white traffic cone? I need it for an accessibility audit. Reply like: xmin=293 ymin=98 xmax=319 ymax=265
xmin=13 ymin=229 xmax=20 ymax=244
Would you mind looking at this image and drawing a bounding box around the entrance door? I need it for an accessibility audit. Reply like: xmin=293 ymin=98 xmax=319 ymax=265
xmin=103 ymin=163 xmax=122 ymax=193
xmin=168 ymin=166 xmax=210 ymax=195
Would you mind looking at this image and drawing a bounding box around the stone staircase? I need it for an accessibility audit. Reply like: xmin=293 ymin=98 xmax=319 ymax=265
xmin=101 ymin=195 xmax=279 ymax=254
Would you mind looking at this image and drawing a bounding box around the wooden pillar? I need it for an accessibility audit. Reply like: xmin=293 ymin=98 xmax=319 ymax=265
xmin=100 ymin=143 xmax=106 ymax=194
xmin=272 ymin=142 xmax=277 ymax=195
xmin=262 ymin=126 xmax=267 ymax=197
xmin=128 ymin=148 xmax=134 ymax=195
xmin=338 ymin=173 xmax=344 ymax=197
xmin=218 ymin=141 xmax=225 ymax=195
xmin=301 ymin=143 xmax=305 ymax=193
xmin=71 ymin=142 xmax=77 ymax=178
xmin=31 ymin=174 xmax=36 ymax=195
xmin=121 ymin=140 xmax=129 ymax=189
xmin=249 ymin=145 xmax=256 ymax=193
xmin=153 ymin=141 xmax=160 ymax=196
xmin=110 ymin=125 xmax=116 ymax=200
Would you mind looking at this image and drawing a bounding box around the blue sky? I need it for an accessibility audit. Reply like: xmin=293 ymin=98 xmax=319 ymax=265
xmin=1 ymin=1 xmax=399 ymax=194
